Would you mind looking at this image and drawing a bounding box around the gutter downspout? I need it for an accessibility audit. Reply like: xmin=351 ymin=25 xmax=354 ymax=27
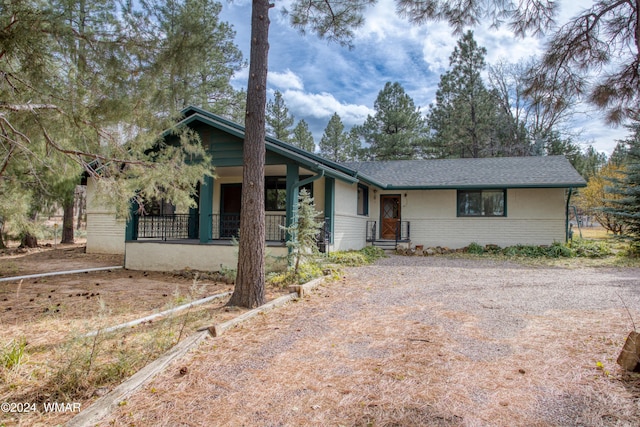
xmin=294 ymin=169 xmax=325 ymax=192
xmin=565 ymin=187 xmax=573 ymax=243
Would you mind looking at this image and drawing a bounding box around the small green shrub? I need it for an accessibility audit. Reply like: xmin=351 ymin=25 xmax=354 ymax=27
xmin=266 ymin=271 xmax=294 ymax=288
xmin=492 ymin=241 xmax=611 ymax=259
xmin=1 ymin=337 xmax=27 ymax=370
xmin=568 ymin=239 xmax=612 ymax=258
xmin=328 ymin=246 xmax=386 ymax=266
xmin=327 ymin=251 xmax=368 ymax=266
xmin=266 ymin=261 xmax=324 ymax=287
xmin=546 ymin=242 xmax=575 ymax=258
xmin=466 ymin=242 xmax=484 ymax=255
xmin=360 ymin=246 xmax=386 ymax=262
xmin=219 ymin=265 xmax=237 ymax=284
xmin=296 ymin=261 xmax=324 ymax=283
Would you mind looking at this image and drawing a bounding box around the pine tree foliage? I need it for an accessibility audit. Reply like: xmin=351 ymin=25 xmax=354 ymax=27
xmin=283 ymin=188 xmax=323 ymax=275
xmin=427 ymin=31 xmax=502 ymax=158
xmin=141 ymin=0 xmax=245 ymax=117
xmin=291 ymin=119 xmax=316 ymax=152
xmin=358 ymin=82 xmax=426 ymax=160
xmin=526 ymin=0 xmax=640 ymax=124
xmin=266 ymin=90 xmax=295 ymax=141
xmin=345 ymin=128 xmax=364 ymax=161
xmin=0 ymin=0 xmax=243 ymax=237
xmin=319 ymin=113 xmax=359 ymax=161
xmin=604 ymin=123 xmax=640 ymax=252
xmin=285 ymin=0 xmax=376 ymax=48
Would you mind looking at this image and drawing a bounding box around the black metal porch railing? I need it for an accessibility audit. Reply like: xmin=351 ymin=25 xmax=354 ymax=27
xmin=365 ymin=221 xmax=410 ymax=243
xmin=136 ymin=214 xmax=196 ymax=240
xmin=366 ymin=221 xmax=377 ymax=242
xmin=396 ymin=221 xmax=411 ymax=242
xmin=211 ymin=213 xmax=286 ymax=241
xmin=317 ymin=216 xmax=331 ymax=253
xmin=266 ymin=214 xmax=287 ymax=241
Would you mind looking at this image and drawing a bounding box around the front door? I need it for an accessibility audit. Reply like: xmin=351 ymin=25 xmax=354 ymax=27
xmin=220 ymin=184 xmax=242 ymax=238
xmin=380 ymin=195 xmax=401 ymax=239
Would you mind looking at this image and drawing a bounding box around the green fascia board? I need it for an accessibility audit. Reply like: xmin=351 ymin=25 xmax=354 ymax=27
xmin=381 ymin=183 xmax=587 ymax=190
xmin=174 ymin=112 xmax=246 ymax=140
xmin=265 ymin=143 xmax=358 ymax=184
xmin=350 ymin=172 xmax=388 ymax=190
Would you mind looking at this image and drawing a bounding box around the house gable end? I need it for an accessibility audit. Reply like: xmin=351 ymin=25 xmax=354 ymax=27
xmin=174 ymin=108 xmax=360 ymax=183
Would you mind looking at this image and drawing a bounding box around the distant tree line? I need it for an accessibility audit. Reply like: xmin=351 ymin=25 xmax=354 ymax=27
xmin=266 ymin=31 xmax=607 ymax=179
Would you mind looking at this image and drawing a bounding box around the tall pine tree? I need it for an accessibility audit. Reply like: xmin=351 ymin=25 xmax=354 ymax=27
xmin=604 ymin=122 xmax=640 ymax=253
xmin=319 ymin=113 xmax=360 ymax=161
xmin=266 ymin=91 xmax=295 ymax=141
xmin=427 ymin=31 xmax=501 ymax=158
xmin=358 ymin=82 xmax=426 ymax=160
xmin=0 ymin=0 xmax=243 ymax=245
xmin=291 ymin=119 xmax=316 ymax=152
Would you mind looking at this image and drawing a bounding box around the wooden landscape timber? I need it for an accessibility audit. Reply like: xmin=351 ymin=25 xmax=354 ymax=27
xmin=66 ymin=330 xmax=210 ymax=427
xmin=205 ymin=276 xmax=325 ymax=337
xmin=66 ymin=276 xmax=325 ymax=426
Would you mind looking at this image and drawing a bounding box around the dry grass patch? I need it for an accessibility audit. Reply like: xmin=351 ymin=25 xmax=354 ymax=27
xmin=0 ymin=246 xmax=291 ymax=426
xmin=579 ymin=226 xmax=614 ymax=240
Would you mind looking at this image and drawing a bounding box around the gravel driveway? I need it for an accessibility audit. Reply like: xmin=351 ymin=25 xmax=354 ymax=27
xmin=103 ymin=256 xmax=640 ymax=427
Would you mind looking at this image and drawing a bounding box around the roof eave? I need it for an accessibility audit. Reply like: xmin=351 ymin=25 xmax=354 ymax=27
xmin=383 ymin=183 xmax=587 ymax=190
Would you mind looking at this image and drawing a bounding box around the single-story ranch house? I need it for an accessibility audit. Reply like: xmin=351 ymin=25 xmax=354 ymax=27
xmin=85 ymin=106 xmax=587 ymax=271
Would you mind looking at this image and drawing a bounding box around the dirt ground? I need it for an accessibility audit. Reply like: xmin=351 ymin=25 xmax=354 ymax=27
xmin=3 ymin=246 xmax=640 ymax=426
xmin=0 ymin=244 xmax=237 ymax=331
xmin=0 ymin=244 xmax=287 ymax=427
xmin=98 ymin=256 xmax=640 ymax=427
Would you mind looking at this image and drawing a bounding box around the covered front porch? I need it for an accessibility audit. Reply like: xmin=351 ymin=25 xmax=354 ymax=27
xmin=119 ymin=107 xmax=358 ymax=271
xmin=122 ymin=164 xmax=334 ymax=271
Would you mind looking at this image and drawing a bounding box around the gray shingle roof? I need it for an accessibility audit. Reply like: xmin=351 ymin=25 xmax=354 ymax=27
xmin=341 ymin=156 xmax=586 ymax=189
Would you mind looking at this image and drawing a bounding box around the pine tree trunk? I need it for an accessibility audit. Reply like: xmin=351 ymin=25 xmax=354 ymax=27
xmin=0 ymin=221 xmax=6 ymax=249
xmin=61 ymin=198 xmax=75 ymax=244
xmin=76 ymin=187 xmax=85 ymax=230
xmin=20 ymin=211 xmax=38 ymax=248
xmin=228 ymin=0 xmax=270 ymax=308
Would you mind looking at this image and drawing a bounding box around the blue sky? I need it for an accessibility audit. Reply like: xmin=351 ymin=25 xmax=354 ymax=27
xmin=220 ymin=0 xmax=628 ymax=155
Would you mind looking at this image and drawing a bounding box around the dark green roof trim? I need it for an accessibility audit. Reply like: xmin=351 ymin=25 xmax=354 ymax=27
xmin=181 ymin=107 xmax=359 ymax=177
xmin=383 ymin=184 xmax=584 ymax=190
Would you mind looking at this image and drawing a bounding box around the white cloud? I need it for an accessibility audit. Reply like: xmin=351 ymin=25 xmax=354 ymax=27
xmin=283 ymin=90 xmax=374 ymax=127
xmin=420 ymin=23 xmax=457 ymax=73
xmin=358 ymin=0 xmax=406 ymax=40
xmin=476 ymin=26 xmax=544 ymax=64
xmin=268 ymin=69 xmax=304 ymax=91
xmin=230 ymin=66 xmax=249 ymax=89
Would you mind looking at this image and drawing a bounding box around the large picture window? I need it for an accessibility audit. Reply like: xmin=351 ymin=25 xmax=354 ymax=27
xmin=357 ymin=184 xmax=369 ymax=216
xmin=265 ymin=177 xmax=287 ymax=211
xmin=457 ymin=189 xmax=506 ymax=217
xmin=265 ymin=176 xmax=313 ymax=211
